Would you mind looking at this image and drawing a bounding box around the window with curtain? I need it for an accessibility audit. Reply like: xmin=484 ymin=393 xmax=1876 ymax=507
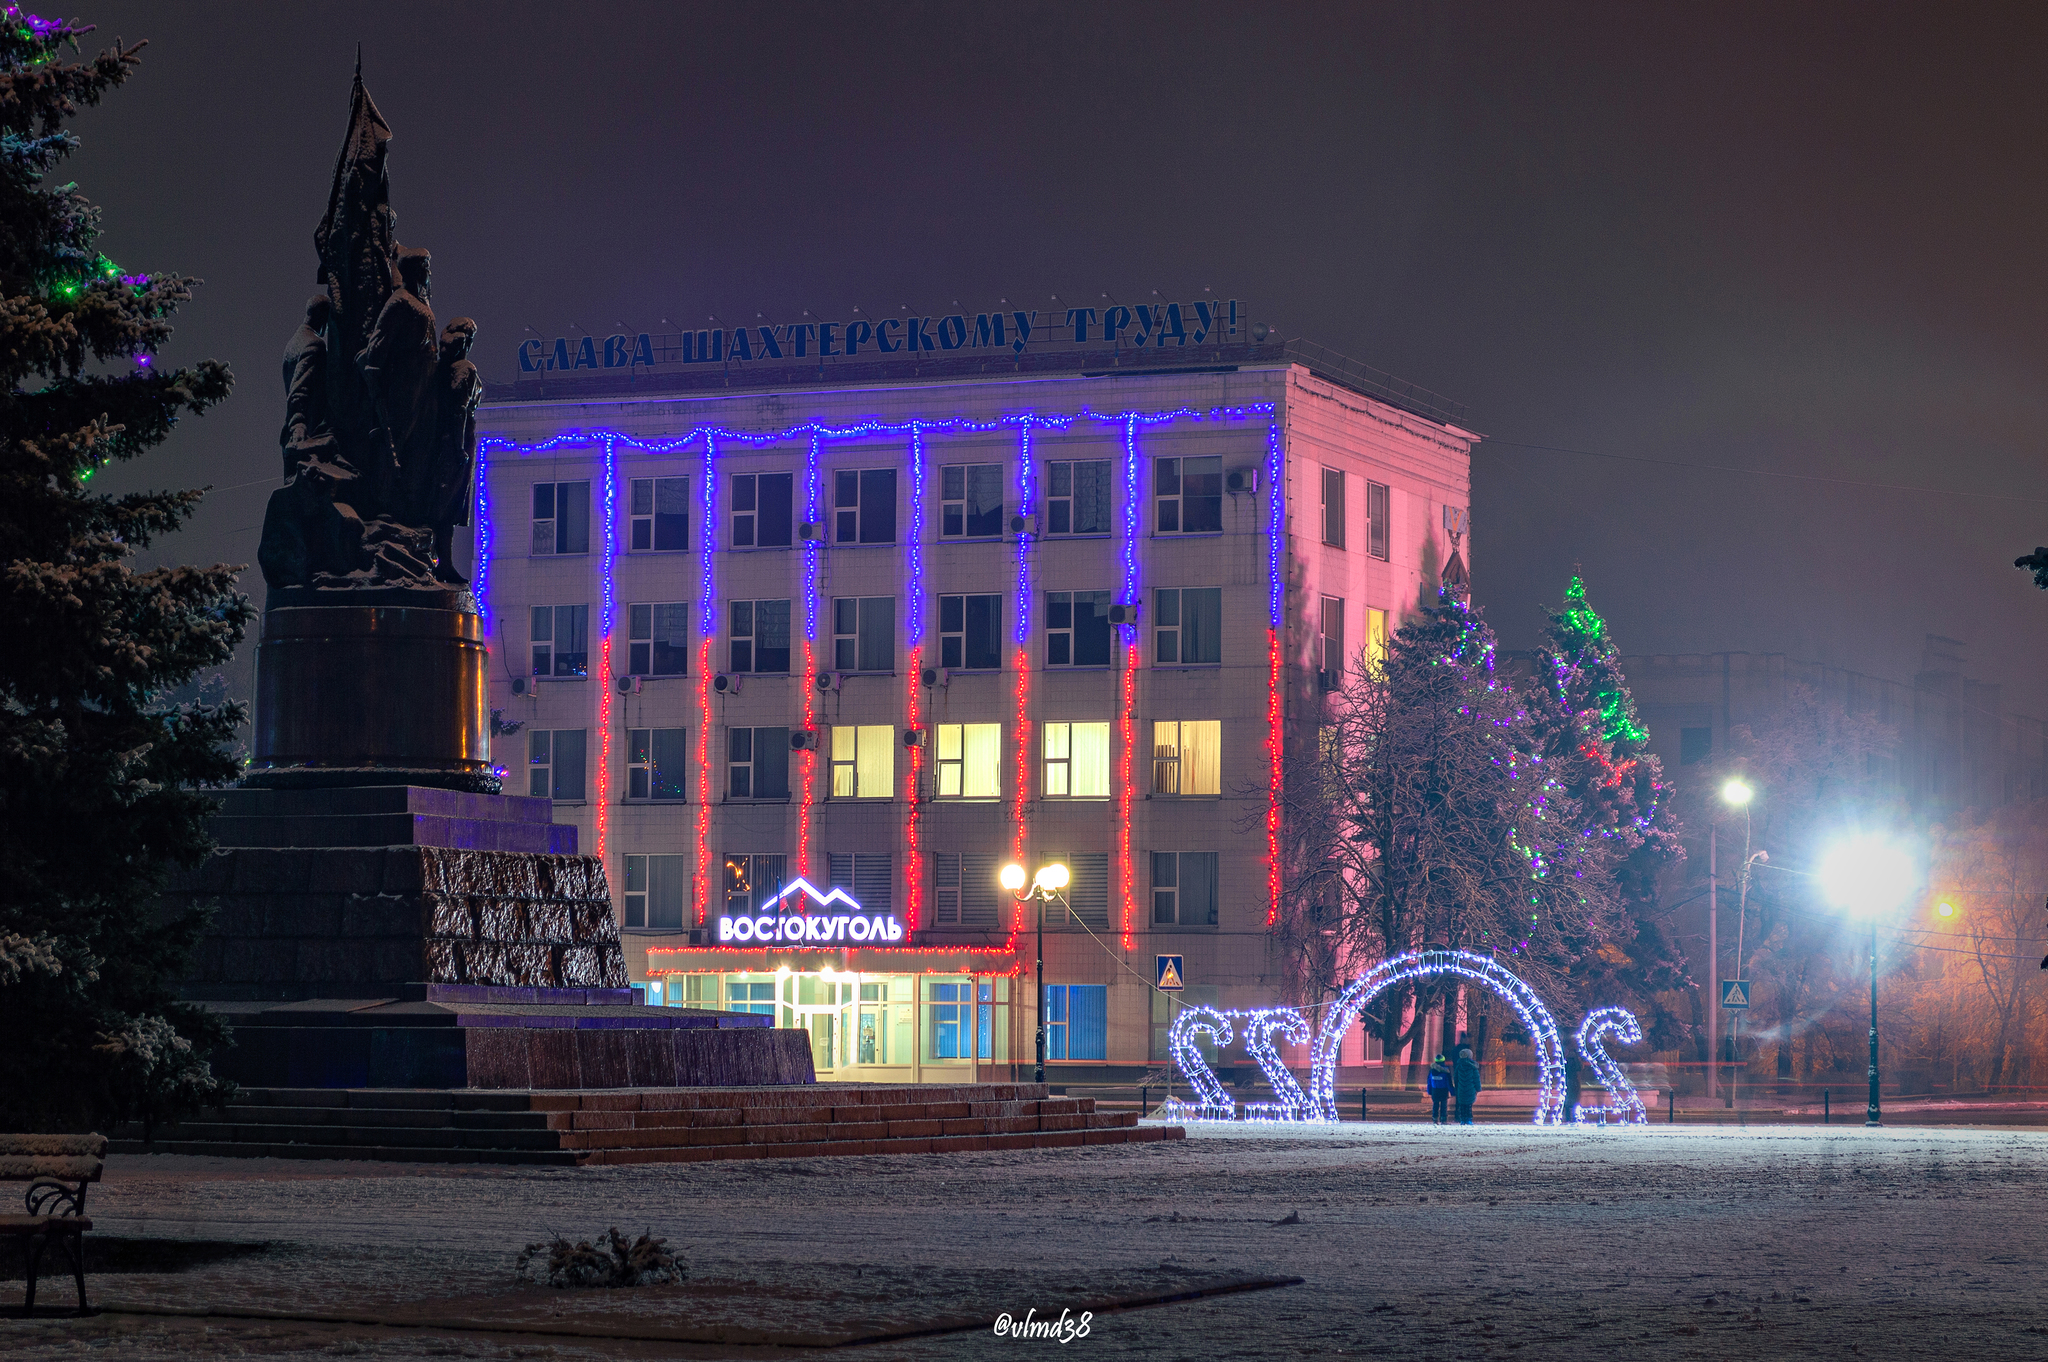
xmin=1151 ymin=720 xmax=1220 ymax=795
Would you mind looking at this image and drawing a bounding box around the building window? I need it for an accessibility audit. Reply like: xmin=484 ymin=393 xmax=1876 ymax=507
xmin=830 ymin=725 xmax=894 ymax=798
xmin=730 ymin=471 xmax=793 ymax=548
xmin=1151 ymin=851 xmax=1219 ymax=926
xmin=1153 ymin=587 xmax=1220 ymax=666
xmin=1046 ymin=459 xmax=1112 ymax=535
xmin=628 ymin=476 xmax=688 ymax=552
xmin=935 ymin=723 xmax=1001 ymax=798
xmin=627 ymin=727 xmax=687 ymax=801
xmin=723 ymin=853 xmax=788 ymax=916
xmin=931 ymin=981 xmax=993 ymax=1059
xmin=730 ymin=599 xmax=792 ymax=673
xmin=1680 ymin=727 xmax=1712 ymax=765
xmin=1318 ymin=596 xmax=1345 ymax=680
xmin=622 ymin=853 xmax=688 ymax=929
xmin=1321 ymin=468 xmax=1346 ymax=548
xmin=1151 ymin=720 xmax=1221 ymax=796
xmin=1043 ymin=984 xmax=1107 ymax=1060
xmin=828 ymin=851 xmax=894 ymax=912
xmin=725 ymin=980 xmax=778 ymax=1016
xmin=1155 ymin=455 xmax=1222 ymax=534
xmin=1367 ymin=480 xmax=1389 ymax=560
xmin=832 ymin=596 xmax=895 ymax=673
xmin=1366 ymin=606 xmax=1388 ymax=675
xmin=728 ymin=726 xmax=790 ymax=799
xmin=1042 ymin=721 xmax=1110 ymax=798
xmin=530 ymin=604 xmax=589 ymax=679
xmin=834 ymin=467 xmax=897 ymax=544
xmin=527 ymin=728 xmax=586 ymax=801
xmin=1039 ymin=851 xmax=1111 ymax=929
xmin=530 ymin=480 xmax=590 ymax=556
xmin=939 ymin=593 xmax=1001 ymax=671
xmin=627 ymin=602 xmax=689 ymax=677
xmin=933 ymin=852 xmax=1001 ymax=926
xmin=940 ymin=462 xmax=1005 ymax=538
xmin=1046 ymin=590 xmax=1112 ymax=667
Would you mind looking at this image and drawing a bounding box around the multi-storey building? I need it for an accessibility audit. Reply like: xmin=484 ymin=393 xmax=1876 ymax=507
xmin=476 ymin=336 xmax=1473 ymax=1083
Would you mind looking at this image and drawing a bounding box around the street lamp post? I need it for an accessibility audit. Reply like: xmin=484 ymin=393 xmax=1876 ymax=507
xmin=1002 ymin=861 xmax=1070 ymax=1086
xmin=1716 ymin=779 xmax=1756 ymax=1108
xmin=1818 ymin=834 xmax=1916 ymax=1129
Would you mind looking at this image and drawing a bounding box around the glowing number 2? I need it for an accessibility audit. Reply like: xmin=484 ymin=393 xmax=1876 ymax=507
xmin=1573 ymin=1006 xmax=1648 ymax=1125
xmin=1237 ymin=1010 xmax=1313 ymax=1120
xmin=1158 ymin=1006 xmax=1236 ymax=1121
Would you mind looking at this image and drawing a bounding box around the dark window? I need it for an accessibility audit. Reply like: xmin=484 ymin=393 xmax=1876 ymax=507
xmin=1321 ymin=468 xmax=1346 ymax=548
xmin=1367 ymin=481 xmax=1390 ymax=560
xmin=939 ymin=593 xmax=1002 ymax=670
xmin=531 ymin=481 xmax=591 ymax=555
xmin=723 ymin=853 xmax=788 ymax=917
xmin=731 ymin=472 xmax=793 ymax=548
xmin=1153 ymin=588 xmax=1220 ymax=666
xmin=833 ymin=596 xmax=895 ymax=673
xmin=1157 ymin=456 xmax=1222 ymax=534
xmin=629 ymin=476 xmax=688 ymax=552
xmin=1319 ymin=596 xmax=1345 ymax=677
xmin=623 ymin=853 xmax=689 ymax=929
xmin=1047 ymin=460 xmax=1113 ymax=535
xmin=531 ymin=604 xmax=589 ymax=678
xmin=1046 ymin=590 xmax=1112 ymax=667
xmin=729 ymin=599 xmax=792 ymax=673
xmin=627 ymin=602 xmax=689 ymax=676
xmin=728 ymin=726 xmax=790 ymax=799
xmin=527 ymin=728 xmax=587 ymax=802
xmin=1038 ymin=851 xmax=1111 ymax=929
xmin=627 ymin=727 xmax=688 ymax=800
xmin=834 ymin=467 xmax=897 ymax=544
xmin=828 ymin=852 xmax=894 ymax=912
xmin=1151 ymin=850 xmax=1218 ymax=926
xmin=1680 ymin=727 xmax=1712 ymax=766
xmin=940 ymin=463 xmax=1005 ymax=538
xmin=932 ymin=851 xmax=1002 ymax=926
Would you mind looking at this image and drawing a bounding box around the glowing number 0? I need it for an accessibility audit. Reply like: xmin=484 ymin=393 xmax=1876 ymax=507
xmin=1573 ymin=1006 xmax=1648 ymax=1125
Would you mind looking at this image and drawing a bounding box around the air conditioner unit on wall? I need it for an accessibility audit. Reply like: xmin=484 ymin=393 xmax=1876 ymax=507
xmin=815 ymin=672 xmax=842 ymax=692
xmin=616 ymin=674 xmax=641 ymax=695
xmin=902 ymin=728 xmax=928 ymax=749
xmin=790 ymin=730 xmax=819 ymax=751
xmin=713 ymin=673 xmax=742 ymax=694
xmin=1108 ymin=602 xmax=1140 ymax=626
xmin=1226 ymin=467 xmax=1259 ymax=495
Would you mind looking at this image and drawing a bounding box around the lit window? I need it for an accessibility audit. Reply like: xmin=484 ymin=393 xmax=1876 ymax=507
xmin=1365 ymin=606 xmax=1388 ymax=675
xmin=730 ymin=472 xmax=793 ymax=548
xmin=1043 ymin=984 xmax=1107 ymax=1059
xmin=832 ymin=596 xmax=895 ymax=673
xmin=627 ymin=602 xmax=689 ymax=676
xmin=935 ymin=723 xmax=1001 ymax=798
xmin=1151 ymin=851 xmax=1219 ymax=926
xmin=626 ymin=727 xmax=687 ymax=801
xmin=1153 ymin=588 xmax=1220 ymax=666
xmin=1042 ymin=721 xmax=1110 ymax=798
xmin=729 ymin=599 xmax=792 ymax=673
xmin=530 ymin=604 xmax=588 ymax=679
xmin=526 ymin=728 xmax=586 ymax=801
xmin=1151 ymin=720 xmax=1220 ymax=796
xmin=530 ymin=481 xmax=590 ymax=555
xmin=830 ymin=725 xmax=895 ymax=798
xmin=1321 ymin=468 xmax=1346 ymax=548
xmin=1046 ymin=590 xmax=1112 ymax=667
xmin=727 ymin=726 xmax=790 ymax=799
xmin=1367 ymin=481 xmax=1389 ymax=560
xmin=623 ymin=853 xmax=688 ymax=928
xmin=723 ymin=853 xmax=788 ymax=916
xmin=628 ymin=476 xmax=688 ymax=552
xmin=833 ymin=467 xmax=898 ymax=544
xmin=1155 ymin=456 xmax=1222 ymax=534
xmin=939 ymin=594 xmax=1001 ymax=670
xmin=931 ymin=980 xmax=993 ymax=1058
xmin=940 ymin=463 xmax=1005 ymax=538
xmin=724 ymin=980 xmax=778 ymax=1016
xmin=1046 ymin=459 xmax=1112 ymax=535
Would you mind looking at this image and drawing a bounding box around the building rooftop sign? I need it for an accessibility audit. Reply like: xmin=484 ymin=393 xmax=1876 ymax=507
xmin=518 ymin=299 xmax=1243 ymax=375
xmin=714 ymin=877 xmax=908 ymax=946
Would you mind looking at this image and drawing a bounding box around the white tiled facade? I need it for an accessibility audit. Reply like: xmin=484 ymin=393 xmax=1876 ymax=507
xmin=476 ymin=362 xmax=1472 ymax=1079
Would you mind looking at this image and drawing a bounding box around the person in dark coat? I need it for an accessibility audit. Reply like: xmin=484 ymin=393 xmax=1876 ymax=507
xmin=1453 ymin=1043 xmax=1482 ymax=1125
xmin=1426 ymin=1054 xmax=1452 ymax=1125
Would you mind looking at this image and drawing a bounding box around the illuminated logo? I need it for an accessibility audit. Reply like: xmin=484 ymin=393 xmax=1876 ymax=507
xmin=713 ymin=877 xmax=907 ymax=946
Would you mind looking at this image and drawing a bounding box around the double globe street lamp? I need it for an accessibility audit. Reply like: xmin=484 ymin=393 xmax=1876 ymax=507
xmin=1818 ymin=834 xmax=1916 ymax=1128
xmin=1001 ymin=861 xmax=1069 ymax=1085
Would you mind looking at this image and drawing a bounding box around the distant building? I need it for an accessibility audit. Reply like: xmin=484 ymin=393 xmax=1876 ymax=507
xmin=1622 ymin=635 xmax=2048 ymax=822
xmin=474 ymin=333 xmax=1473 ymax=1082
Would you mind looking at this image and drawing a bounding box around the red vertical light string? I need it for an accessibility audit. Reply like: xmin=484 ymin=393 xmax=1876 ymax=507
xmin=799 ymin=638 xmax=816 ymax=880
xmin=904 ymin=644 xmax=924 ymax=933
xmin=1266 ymin=628 xmax=1284 ymax=926
xmin=1118 ymin=638 xmax=1138 ymax=949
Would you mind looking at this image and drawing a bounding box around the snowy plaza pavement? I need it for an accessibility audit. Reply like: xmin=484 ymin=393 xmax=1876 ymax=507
xmin=4 ymin=1119 xmax=2044 ymax=1360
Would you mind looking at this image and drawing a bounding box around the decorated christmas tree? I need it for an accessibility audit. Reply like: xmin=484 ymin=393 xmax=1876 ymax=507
xmin=0 ymin=12 xmax=249 ymax=1130
xmin=1531 ymin=575 xmax=1688 ymax=1046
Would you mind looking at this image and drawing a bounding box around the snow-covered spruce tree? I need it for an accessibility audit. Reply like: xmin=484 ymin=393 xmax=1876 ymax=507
xmin=1530 ymin=576 xmax=1689 ymax=1048
xmin=0 ymin=13 xmax=248 ymax=1131
xmin=1273 ymin=590 xmax=1628 ymax=1081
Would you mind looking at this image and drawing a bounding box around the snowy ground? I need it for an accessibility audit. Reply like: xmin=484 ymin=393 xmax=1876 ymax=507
xmin=5 ymin=1119 xmax=2044 ymax=1359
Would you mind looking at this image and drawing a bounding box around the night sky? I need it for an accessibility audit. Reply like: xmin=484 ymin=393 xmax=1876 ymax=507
xmin=74 ymin=2 xmax=2048 ymax=708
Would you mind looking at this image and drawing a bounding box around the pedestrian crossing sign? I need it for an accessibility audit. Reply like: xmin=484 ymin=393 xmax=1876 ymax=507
xmin=1722 ymin=979 xmax=1751 ymax=1010
xmin=1156 ymin=956 xmax=1185 ymax=991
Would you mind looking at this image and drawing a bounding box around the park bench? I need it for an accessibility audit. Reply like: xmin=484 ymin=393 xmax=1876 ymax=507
xmin=0 ymin=1133 xmax=104 ymax=1315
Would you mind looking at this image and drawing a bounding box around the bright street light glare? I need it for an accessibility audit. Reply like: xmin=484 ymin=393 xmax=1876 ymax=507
xmin=1818 ymin=835 xmax=1915 ymax=917
xmin=1721 ymin=778 xmax=1753 ymax=806
xmin=1038 ymin=862 xmax=1071 ymax=891
xmin=1937 ymin=902 xmax=1956 ymax=918
xmin=1000 ymin=863 xmax=1027 ymax=891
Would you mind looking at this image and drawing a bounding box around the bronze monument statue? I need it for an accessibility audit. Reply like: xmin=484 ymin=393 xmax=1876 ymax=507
xmin=247 ymin=64 xmax=491 ymax=792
